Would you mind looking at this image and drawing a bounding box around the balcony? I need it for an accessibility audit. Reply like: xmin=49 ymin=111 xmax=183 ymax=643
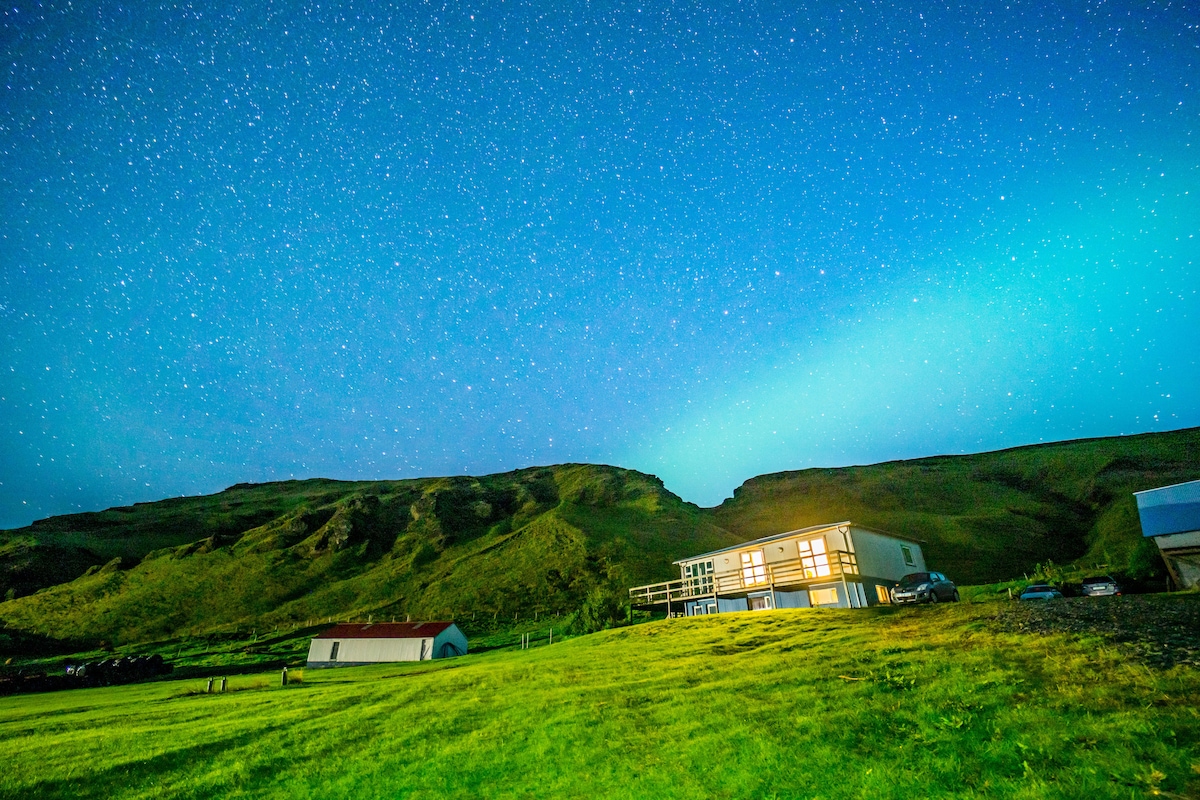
xmin=628 ymin=549 xmax=860 ymax=608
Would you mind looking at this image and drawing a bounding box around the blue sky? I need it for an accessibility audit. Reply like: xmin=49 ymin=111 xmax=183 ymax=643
xmin=2 ymin=0 xmax=1197 ymax=527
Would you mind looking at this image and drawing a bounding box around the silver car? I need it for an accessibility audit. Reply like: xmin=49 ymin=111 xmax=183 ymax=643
xmin=1080 ymin=575 xmax=1121 ymax=597
xmin=891 ymin=572 xmax=960 ymax=604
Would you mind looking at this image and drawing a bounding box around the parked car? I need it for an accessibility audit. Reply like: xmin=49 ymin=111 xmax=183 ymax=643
xmin=892 ymin=572 xmax=959 ymax=604
xmin=1018 ymin=584 xmax=1064 ymax=601
xmin=1080 ymin=575 xmax=1122 ymax=597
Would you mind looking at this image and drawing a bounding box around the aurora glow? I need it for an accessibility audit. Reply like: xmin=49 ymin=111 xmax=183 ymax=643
xmin=2 ymin=0 xmax=1197 ymax=526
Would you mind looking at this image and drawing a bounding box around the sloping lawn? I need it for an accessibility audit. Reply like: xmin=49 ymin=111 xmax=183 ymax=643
xmin=1 ymin=599 xmax=1197 ymax=799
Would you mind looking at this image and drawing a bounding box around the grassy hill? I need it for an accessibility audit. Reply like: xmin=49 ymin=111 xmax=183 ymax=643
xmin=0 ymin=465 xmax=736 ymax=645
xmin=712 ymin=427 xmax=1200 ymax=584
xmin=1 ymin=428 xmax=1197 ymax=649
xmin=1 ymin=599 xmax=1197 ymax=799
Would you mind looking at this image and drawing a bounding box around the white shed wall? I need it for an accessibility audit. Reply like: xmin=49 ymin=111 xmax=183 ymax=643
xmin=307 ymin=637 xmax=430 ymax=665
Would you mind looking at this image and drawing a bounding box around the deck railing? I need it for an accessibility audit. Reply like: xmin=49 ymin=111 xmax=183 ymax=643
xmin=628 ymin=549 xmax=860 ymax=607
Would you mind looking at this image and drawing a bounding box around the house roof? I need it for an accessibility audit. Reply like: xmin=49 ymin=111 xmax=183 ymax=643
xmin=313 ymin=621 xmax=456 ymax=640
xmin=1134 ymin=479 xmax=1200 ymax=538
xmin=673 ymin=521 xmax=925 ymax=564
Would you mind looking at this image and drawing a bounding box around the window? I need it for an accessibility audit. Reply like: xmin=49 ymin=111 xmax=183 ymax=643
xmin=876 ymin=585 xmax=891 ymax=604
xmin=798 ymin=537 xmax=831 ymax=578
xmin=740 ymin=551 xmax=767 ymax=586
xmin=809 ymin=587 xmax=839 ymax=606
xmin=901 ymin=545 xmax=915 ymax=567
xmin=749 ymin=595 xmax=772 ymax=611
xmin=683 ymin=560 xmax=714 ymax=596
xmin=329 ymin=641 xmax=340 ymax=661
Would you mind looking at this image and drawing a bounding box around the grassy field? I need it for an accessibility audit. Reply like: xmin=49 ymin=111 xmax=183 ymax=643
xmin=2 ymin=597 xmax=1197 ymax=799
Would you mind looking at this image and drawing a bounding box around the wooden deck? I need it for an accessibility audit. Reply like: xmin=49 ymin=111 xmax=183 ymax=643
xmin=628 ymin=549 xmax=860 ymax=610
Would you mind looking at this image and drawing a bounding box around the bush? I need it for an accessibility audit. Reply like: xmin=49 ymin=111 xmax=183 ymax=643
xmin=571 ymin=586 xmax=625 ymax=634
xmin=1125 ymin=537 xmax=1165 ymax=583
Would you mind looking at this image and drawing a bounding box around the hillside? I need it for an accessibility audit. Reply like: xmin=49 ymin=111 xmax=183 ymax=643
xmin=0 ymin=465 xmax=737 ymax=645
xmin=712 ymin=427 xmax=1200 ymax=584
xmin=1 ymin=599 xmax=1197 ymax=799
xmin=1 ymin=428 xmax=1197 ymax=648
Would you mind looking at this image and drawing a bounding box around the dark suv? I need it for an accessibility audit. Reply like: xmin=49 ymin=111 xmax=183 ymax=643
xmin=892 ymin=572 xmax=960 ymax=604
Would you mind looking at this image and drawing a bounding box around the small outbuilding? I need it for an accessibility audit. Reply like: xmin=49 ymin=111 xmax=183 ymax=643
xmin=1135 ymin=479 xmax=1200 ymax=589
xmin=306 ymin=621 xmax=468 ymax=669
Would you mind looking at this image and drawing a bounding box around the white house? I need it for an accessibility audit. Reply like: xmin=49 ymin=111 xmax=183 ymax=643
xmin=1135 ymin=479 xmax=1200 ymax=589
xmin=306 ymin=621 xmax=468 ymax=668
xmin=630 ymin=521 xmax=928 ymax=614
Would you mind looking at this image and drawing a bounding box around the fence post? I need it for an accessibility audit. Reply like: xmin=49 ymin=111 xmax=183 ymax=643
xmin=206 ymin=677 xmax=214 ymax=694
xmin=281 ymin=667 xmax=289 ymax=687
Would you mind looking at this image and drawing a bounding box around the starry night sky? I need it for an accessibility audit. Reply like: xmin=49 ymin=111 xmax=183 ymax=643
xmin=2 ymin=0 xmax=1198 ymax=528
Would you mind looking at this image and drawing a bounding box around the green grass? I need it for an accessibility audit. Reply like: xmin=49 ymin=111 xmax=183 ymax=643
xmin=2 ymin=599 xmax=1198 ymax=799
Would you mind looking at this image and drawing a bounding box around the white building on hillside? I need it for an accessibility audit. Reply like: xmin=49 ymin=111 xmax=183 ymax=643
xmin=629 ymin=521 xmax=929 ymax=614
xmin=306 ymin=621 xmax=467 ymax=668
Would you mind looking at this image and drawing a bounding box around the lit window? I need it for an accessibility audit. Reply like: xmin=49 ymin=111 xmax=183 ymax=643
xmin=901 ymin=545 xmax=915 ymax=567
xmin=798 ymin=537 xmax=831 ymax=578
xmin=875 ymin=585 xmax=890 ymax=604
xmin=809 ymin=587 xmax=839 ymax=606
xmin=741 ymin=551 xmax=767 ymax=586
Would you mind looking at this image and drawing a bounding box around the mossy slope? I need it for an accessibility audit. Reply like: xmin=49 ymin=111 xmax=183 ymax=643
xmin=0 ymin=465 xmax=735 ymax=644
xmin=711 ymin=427 xmax=1200 ymax=583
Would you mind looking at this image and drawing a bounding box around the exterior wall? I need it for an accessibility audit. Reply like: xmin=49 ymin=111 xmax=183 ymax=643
xmin=850 ymin=528 xmax=926 ymax=582
xmin=861 ymin=575 xmax=901 ymax=606
xmin=717 ymin=597 xmax=748 ymax=613
xmin=773 ymin=589 xmax=811 ymax=609
xmin=307 ymin=636 xmax=430 ymax=668
xmin=763 ymin=538 xmax=800 ymax=564
xmin=1150 ymin=530 xmax=1200 ymax=550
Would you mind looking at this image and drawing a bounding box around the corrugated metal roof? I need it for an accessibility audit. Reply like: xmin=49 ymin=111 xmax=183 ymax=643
xmin=314 ymin=621 xmax=455 ymax=640
xmin=673 ymin=521 xmax=925 ymax=564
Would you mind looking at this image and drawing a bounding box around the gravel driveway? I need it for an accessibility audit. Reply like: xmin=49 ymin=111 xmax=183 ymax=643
xmin=988 ymin=593 xmax=1200 ymax=669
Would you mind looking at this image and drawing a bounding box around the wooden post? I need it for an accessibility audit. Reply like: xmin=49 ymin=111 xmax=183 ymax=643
xmin=281 ymin=667 xmax=289 ymax=687
xmin=549 ymin=628 xmax=553 ymax=645
xmin=206 ymin=677 xmax=214 ymax=694
xmin=220 ymin=676 xmax=227 ymax=693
